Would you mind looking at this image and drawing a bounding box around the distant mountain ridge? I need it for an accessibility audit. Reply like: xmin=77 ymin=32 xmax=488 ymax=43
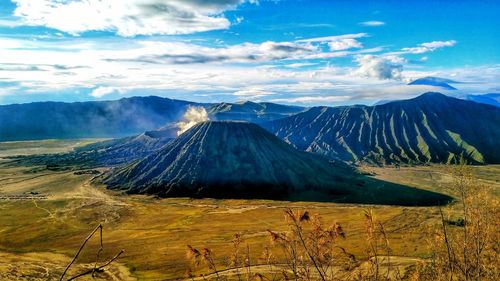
xmin=0 ymin=96 xmax=193 ymax=141
xmin=102 ymin=121 xmax=451 ymax=205
xmin=208 ymin=101 xmax=304 ymax=123
xmin=408 ymin=76 xmax=458 ymax=90
xmin=374 ymin=93 xmax=500 ymax=107
xmin=3 ymin=93 xmax=499 ymax=167
xmin=464 ymin=93 xmax=500 ymax=107
xmin=0 ymin=97 xmax=303 ymax=141
xmin=263 ymin=92 xmax=500 ymax=165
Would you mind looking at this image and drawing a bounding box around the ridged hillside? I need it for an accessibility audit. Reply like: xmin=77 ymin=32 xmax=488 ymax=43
xmin=263 ymin=93 xmax=500 ymax=164
xmin=102 ymin=121 xmax=451 ymax=205
xmin=11 ymin=125 xmax=177 ymax=168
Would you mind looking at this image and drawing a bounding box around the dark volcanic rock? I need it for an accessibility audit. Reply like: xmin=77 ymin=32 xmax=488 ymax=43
xmin=102 ymin=121 xmax=451 ymax=205
xmin=10 ymin=124 xmax=177 ymax=168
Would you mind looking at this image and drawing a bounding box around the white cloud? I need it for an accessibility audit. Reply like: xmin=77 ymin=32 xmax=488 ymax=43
xmin=11 ymin=0 xmax=250 ymax=36
xmin=234 ymin=89 xmax=275 ymax=98
xmin=0 ymin=19 xmax=24 ymax=28
xmin=296 ymin=33 xmax=367 ymax=43
xmin=0 ymin=35 xmax=497 ymax=105
xmin=354 ymin=55 xmax=405 ymax=80
xmin=328 ymin=38 xmax=363 ymax=51
xmin=271 ymin=95 xmax=351 ymax=104
xmin=293 ymin=34 xmax=367 ymax=54
xmin=421 ymin=41 xmax=456 ymax=49
xmin=359 ymin=21 xmax=385 ymax=27
xmin=90 ymin=86 xmax=119 ymax=98
xmin=0 ymin=86 xmax=17 ymax=97
xmin=0 ymin=38 xmax=28 ymax=49
xmin=398 ymin=40 xmax=457 ymax=54
xmin=101 ymin=37 xmax=374 ymax=65
xmin=284 ymin=62 xmax=318 ymax=68
xmin=105 ymin=40 xmax=320 ymax=64
xmin=234 ymin=16 xmax=244 ymax=25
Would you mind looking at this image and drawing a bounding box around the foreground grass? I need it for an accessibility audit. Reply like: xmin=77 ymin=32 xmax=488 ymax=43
xmin=0 ymin=142 xmax=498 ymax=279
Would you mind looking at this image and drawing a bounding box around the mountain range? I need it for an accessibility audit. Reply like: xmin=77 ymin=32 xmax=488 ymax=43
xmin=464 ymin=93 xmax=500 ymax=107
xmin=408 ymin=76 xmax=458 ymax=90
xmin=0 ymin=97 xmax=303 ymax=141
xmin=101 ymin=121 xmax=450 ymax=205
xmin=208 ymin=101 xmax=304 ymax=122
xmin=3 ymin=92 xmax=499 ymax=166
xmin=263 ymin=93 xmax=500 ymax=165
xmin=0 ymin=96 xmax=191 ymax=141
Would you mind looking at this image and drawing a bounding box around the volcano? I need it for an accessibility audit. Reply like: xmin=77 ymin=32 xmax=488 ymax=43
xmin=408 ymin=76 xmax=457 ymax=90
xmin=263 ymin=93 xmax=500 ymax=165
xmin=102 ymin=121 xmax=450 ymax=205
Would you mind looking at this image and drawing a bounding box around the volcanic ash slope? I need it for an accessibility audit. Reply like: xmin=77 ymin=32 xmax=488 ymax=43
xmin=102 ymin=121 xmax=451 ymax=205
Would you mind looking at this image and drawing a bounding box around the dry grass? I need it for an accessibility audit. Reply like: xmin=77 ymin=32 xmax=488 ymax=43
xmin=184 ymin=208 xmax=411 ymax=280
xmin=408 ymin=161 xmax=500 ymax=281
xmin=0 ymin=141 xmax=498 ymax=279
xmin=181 ymin=162 xmax=499 ymax=280
xmin=0 ymin=139 xmax=105 ymax=158
xmin=0 ymin=251 xmax=133 ymax=280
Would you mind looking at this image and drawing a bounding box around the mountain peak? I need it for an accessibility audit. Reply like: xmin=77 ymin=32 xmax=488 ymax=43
xmin=408 ymin=76 xmax=458 ymax=90
xmin=417 ymin=92 xmax=448 ymax=99
xmin=104 ymin=120 xmax=346 ymax=199
xmin=236 ymin=100 xmax=258 ymax=105
xmin=263 ymin=92 xmax=500 ymax=165
xmin=102 ymin=120 xmax=451 ymax=205
xmin=376 ymin=92 xmax=450 ymax=106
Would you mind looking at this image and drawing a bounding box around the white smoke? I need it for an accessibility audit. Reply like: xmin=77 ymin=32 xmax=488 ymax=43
xmin=176 ymin=106 xmax=209 ymax=135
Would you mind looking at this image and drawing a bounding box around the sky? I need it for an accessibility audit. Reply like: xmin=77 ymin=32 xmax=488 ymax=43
xmin=0 ymin=0 xmax=499 ymax=105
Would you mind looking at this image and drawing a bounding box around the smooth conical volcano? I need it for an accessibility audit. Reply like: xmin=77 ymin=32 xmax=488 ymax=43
xmin=102 ymin=121 xmax=451 ymax=205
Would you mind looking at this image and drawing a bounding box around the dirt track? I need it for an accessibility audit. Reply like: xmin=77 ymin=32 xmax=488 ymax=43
xmin=0 ymin=251 xmax=135 ymax=281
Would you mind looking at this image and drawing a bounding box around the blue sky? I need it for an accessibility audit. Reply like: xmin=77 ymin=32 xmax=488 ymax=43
xmin=0 ymin=0 xmax=498 ymax=105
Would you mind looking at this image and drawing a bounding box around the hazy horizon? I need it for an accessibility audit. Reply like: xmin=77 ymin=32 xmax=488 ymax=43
xmin=0 ymin=91 xmax=492 ymax=108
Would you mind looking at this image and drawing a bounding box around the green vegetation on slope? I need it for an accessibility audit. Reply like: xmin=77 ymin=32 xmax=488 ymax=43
xmin=264 ymin=93 xmax=500 ymax=165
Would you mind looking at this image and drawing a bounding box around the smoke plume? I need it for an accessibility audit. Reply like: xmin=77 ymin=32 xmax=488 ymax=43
xmin=177 ymin=106 xmax=209 ymax=135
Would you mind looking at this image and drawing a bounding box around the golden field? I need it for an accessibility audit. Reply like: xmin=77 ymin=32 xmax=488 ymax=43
xmin=0 ymin=140 xmax=498 ymax=280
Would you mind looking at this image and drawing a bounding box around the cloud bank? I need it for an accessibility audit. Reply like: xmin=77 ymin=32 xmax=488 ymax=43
xmin=0 ymin=19 xmax=489 ymax=107
xmin=12 ymin=0 xmax=253 ymax=36
xmin=328 ymin=39 xmax=363 ymax=51
xmin=393 ymin=40 xmax=457 ymax=55
xmin=355 ymin=55 xmax=405 ymax=80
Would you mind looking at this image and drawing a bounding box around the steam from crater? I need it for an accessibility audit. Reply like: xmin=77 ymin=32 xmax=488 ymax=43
xmin=177 ymin=106 xmax=209 ymax=135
